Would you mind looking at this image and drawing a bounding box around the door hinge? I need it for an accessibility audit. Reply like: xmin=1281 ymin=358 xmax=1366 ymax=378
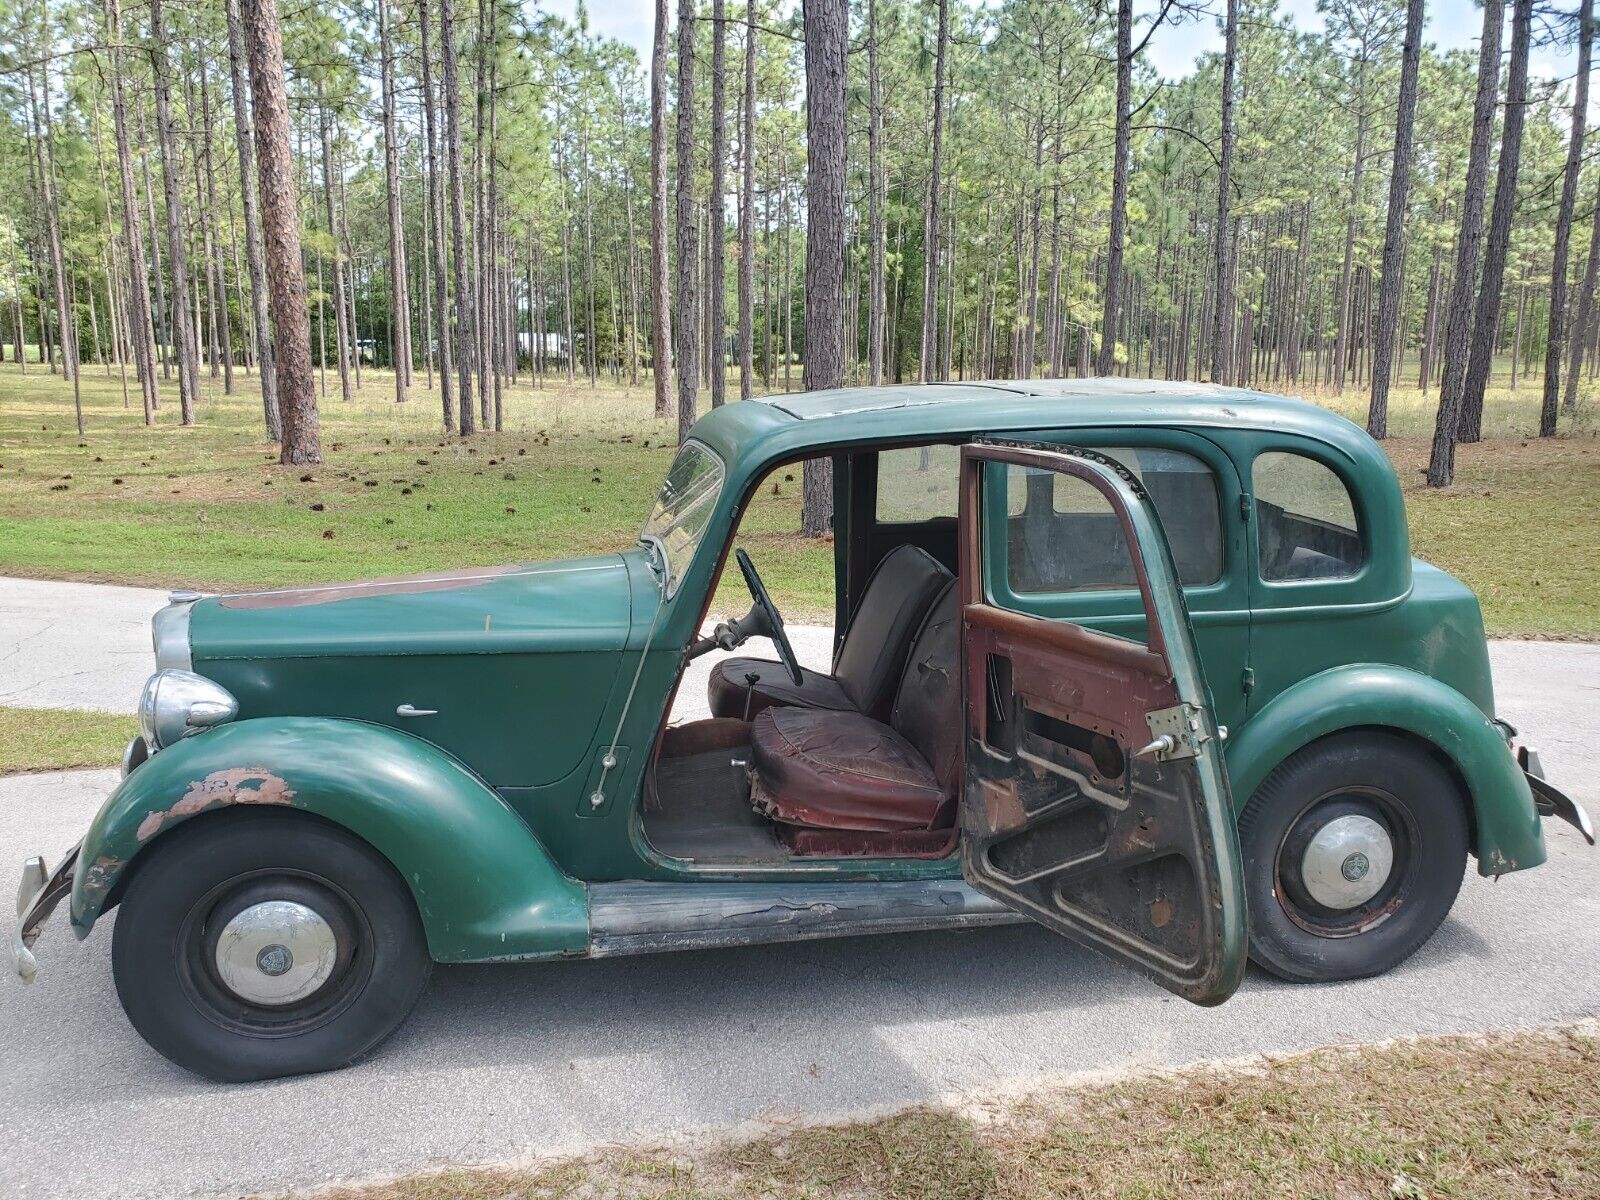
xmin=1239 ymin=493 xmax=1252 ymax=522
xmin=1241 ymin=667 xmax=1255 ymax=695
xmin=1135 ymin=702 xmax=1209 ymax=762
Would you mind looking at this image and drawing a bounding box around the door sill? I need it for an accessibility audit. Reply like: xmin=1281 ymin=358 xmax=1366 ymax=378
xmin=588 ymin=878 xmax=1024 ymax=957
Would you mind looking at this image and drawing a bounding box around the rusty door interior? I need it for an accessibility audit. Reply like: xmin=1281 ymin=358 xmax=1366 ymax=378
xmin=957 ymin=442 xmax=1246 ymax=1006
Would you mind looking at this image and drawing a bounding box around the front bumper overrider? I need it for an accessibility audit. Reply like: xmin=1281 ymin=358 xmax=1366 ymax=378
xmin=11 ymin=842 xmax=78 ymax=984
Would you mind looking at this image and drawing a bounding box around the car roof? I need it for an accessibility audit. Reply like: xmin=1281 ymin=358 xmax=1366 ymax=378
xmin=687 ymin=378 xmax=1374 ymax=469
xmin=757 ymin=378 xmax=1259 ymax=420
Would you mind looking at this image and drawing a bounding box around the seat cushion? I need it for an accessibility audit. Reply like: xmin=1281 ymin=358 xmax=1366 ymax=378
xmin=708 ymin=657 xmax=856 ymax=721
xmin=748 ymin=707 xmax=948 ymax=833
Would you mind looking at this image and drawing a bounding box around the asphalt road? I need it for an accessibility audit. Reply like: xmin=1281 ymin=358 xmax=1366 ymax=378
xmin=2 ymin=578 xmax=1598 ymax=1199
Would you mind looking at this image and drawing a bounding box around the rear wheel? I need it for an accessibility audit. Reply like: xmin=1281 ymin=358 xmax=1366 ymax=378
xmin=112 ymin=811 xmax=431 ymax=1082
xmin=1239 ymin=732 xmax=1469 ymax=983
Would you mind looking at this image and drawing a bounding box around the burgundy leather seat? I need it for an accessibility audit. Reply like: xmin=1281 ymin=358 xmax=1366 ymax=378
xmin=749 ymin=582 xmax=960 ymax=834
xmin=709 ymin=545 xmax=951 ymax=722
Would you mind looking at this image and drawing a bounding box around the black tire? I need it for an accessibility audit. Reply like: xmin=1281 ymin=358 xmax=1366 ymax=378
xmin=112 ymin=810 xmax=432 ymax=1082
xmin=1238 ymin=731 xmax=1469 ymax=984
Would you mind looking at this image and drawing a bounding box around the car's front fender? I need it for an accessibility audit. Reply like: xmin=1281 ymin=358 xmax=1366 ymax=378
xmin=69 ymin=717 xmax=589 ymax=961
xmin=1225 ymin=664 xmax=1545 ymax=876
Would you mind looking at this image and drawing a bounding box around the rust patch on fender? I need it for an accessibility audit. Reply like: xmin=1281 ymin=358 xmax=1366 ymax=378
xmin=135 ymin=767 xmax=297 ymax=842
xmin=79 ymin=854 xmax=123 ymax=903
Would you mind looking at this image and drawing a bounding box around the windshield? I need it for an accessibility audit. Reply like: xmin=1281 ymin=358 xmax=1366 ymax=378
xmin=641 ymin=440 xmax=725 ymax=597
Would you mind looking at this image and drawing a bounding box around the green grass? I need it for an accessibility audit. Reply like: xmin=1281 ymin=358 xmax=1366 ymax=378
xmin=0 ymin=707 xmax=132 ymax=775
xmin=0 ymin=358 xmax=1595 ymax=633
xmin=291 ymin=1025 xmax=1600 ymax=1199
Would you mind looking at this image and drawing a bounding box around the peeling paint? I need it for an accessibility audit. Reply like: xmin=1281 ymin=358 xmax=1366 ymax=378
xmin=79 ymin=854 xmax=124 ymax=902
xmin=134 ymin=767 xmax=296 ymax=842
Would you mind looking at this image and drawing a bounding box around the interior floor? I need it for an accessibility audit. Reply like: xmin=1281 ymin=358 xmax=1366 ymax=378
xmin=642 ymin=725 xmax=788 ymax=864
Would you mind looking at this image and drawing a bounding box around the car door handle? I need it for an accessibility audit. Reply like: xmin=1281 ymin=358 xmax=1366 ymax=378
xmin=396 ymin=704 xmax=438 ymax=718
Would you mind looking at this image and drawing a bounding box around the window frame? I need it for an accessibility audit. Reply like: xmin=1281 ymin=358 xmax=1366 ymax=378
xmin=979 ymin=428 xmax=1247 ymax=635
xmin=1247 ymin=441 xmax=1373 ymax=596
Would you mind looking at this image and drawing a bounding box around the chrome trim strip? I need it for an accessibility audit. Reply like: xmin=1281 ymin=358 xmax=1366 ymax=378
xmin=222 ymin=561 xmax=619 ymax=604
xmin=152 ymin=596 xmax=197 ymax=672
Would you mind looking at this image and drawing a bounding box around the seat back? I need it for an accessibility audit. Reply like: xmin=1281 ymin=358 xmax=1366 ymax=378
xmin=888 ymin=581 xmax=962 ymax=806
xmin=832 ymin=545 xmax=952 ymax=720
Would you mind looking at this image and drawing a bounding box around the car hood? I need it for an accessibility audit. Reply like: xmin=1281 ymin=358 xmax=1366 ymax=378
xmin=187 ymin=554 xmax=636 ymax=660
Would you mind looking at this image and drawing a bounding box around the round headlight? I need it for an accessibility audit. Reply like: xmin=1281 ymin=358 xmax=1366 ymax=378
xmin=138 ymin=670 xmax=239 ymax=751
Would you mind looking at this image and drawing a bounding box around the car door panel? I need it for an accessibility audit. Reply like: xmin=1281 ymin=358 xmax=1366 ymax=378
xmin=957 ymin=442 xmax=1247 ymax=1006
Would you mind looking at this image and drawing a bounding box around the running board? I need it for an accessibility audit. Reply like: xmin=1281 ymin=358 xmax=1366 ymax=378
xmin=587 ymin=879 xmax=1026 ymax=958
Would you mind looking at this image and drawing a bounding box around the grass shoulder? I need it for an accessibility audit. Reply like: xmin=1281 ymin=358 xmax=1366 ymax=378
xmin=0 ymin=707 xmax=132 ymax=776
xmin=291 ymin=1024 xmax=1600 ymax=1200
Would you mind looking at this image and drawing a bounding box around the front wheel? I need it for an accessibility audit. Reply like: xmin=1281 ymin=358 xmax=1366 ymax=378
xmin=112 ymin=811 xmax=431 ymax=1082
xmin=1239 ymin=732 xmax=1469 ymax=984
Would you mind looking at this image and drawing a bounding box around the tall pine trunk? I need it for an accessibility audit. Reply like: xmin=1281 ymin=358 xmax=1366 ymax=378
xmin=650 ymin=0 xmax=675 ymax=417
xmin=419 ymin=0 xmax=456 ymax=431
xmin=378 ymin=0 xmax=411 ymax=401
xmin=316 ymin=91 xmax=354 ymax=405
xmin=1564 ymin=176 xmax=1600 ymax=413
xmin=800 ymin=0 xmax=848 ymax=536
xmin=1367 ymin=0 xmax=1425 ymax=438
xmin=241 ymin=0 xmax=320 ymax=464
xmin=674 ymin=0 xmax=700 ymax=441
xmin=442 ymin=0 xmax=476 ymax=433
xmin=1540 ymin=0 xmax=1593 ymax=435
xmin=1210 ymin=0 xmax=1238 ymax=384
xmin=709 ymin=0 xmax=728 ymax=406
xmin=1458 ymin=0 xmax=1533 ymax=445
xmin=1097 ymin=0 xmax=1132 ymax=376
xmin=739 ymin=0 xmax=758 ymax=399
xmin=226 ymin=0 xmax=279 ymax=439
xmin=103 ymin=0 xmax=159 ymax=425
xmin=919 ymin=0 xmax=949 ymax=382
xmin=1427 ymin=0 xmax=1504 ymax=488
xmin=866 ymin=0 xmax=885 ymax=386
xmin=150 ymin=0 xmax=199 ymax=424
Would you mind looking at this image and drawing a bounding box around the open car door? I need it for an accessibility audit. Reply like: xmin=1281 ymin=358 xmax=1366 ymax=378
xmin=958 ymin=441 xmax=1246 ymax=1006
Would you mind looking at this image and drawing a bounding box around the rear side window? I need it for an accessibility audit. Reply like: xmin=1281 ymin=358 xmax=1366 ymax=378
xmin=876 ymin=444 xmax=960 ymax=522
xmin=1004 ymin=447 xmax=1224 ymax=592
xmin=1253 ymin=451 xmax=1363 ymax=581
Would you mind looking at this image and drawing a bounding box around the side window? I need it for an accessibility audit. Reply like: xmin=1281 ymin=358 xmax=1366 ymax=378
xmin=1253 ymin=451 xmax=1364 ymax=581
xmin=1004 ymin=447 xmax=1223 ymax=592
xmin=876 ymin=444 xmax=960 ymax=522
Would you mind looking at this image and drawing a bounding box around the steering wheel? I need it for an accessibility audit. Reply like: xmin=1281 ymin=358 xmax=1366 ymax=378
xmin=735 ymin=549 xmax=804 ymax=686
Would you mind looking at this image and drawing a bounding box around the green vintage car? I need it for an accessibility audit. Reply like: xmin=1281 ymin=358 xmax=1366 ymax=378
xmin=13 ymin=380 xmax=1592 ymax=1081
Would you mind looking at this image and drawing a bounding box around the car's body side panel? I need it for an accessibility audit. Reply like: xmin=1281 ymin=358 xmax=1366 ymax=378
xmin=1222 ymin=663 xmax=1544 ymax=875
xmin=190 ymin=556 xmax=633 ymax=789
xmin=68 ymin=717 xmax=590 ymax=961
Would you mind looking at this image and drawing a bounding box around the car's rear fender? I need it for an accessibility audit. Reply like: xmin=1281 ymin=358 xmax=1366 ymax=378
xmin=1225 ymin=664 xmax=1545 ymax=876
xmin=69 ymin=717 xmax=589 ymax=961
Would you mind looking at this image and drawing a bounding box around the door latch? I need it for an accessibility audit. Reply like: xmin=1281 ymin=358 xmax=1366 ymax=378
xmin=1135 ymin=702 xmax=1209 ymax=761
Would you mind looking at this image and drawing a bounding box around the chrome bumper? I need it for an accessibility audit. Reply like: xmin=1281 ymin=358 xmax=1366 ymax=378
xmin=1518 ymin=744 xmax=1595 ymax=846
xmin=12 ymin=843 xmax=78 ymax=984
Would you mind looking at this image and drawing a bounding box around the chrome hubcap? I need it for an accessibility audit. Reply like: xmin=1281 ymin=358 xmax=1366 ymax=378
xmin=214 ymin=900 xmax=338 ymax=1006
xmin=1300 ymin=814 xmax=1394 ymax=910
